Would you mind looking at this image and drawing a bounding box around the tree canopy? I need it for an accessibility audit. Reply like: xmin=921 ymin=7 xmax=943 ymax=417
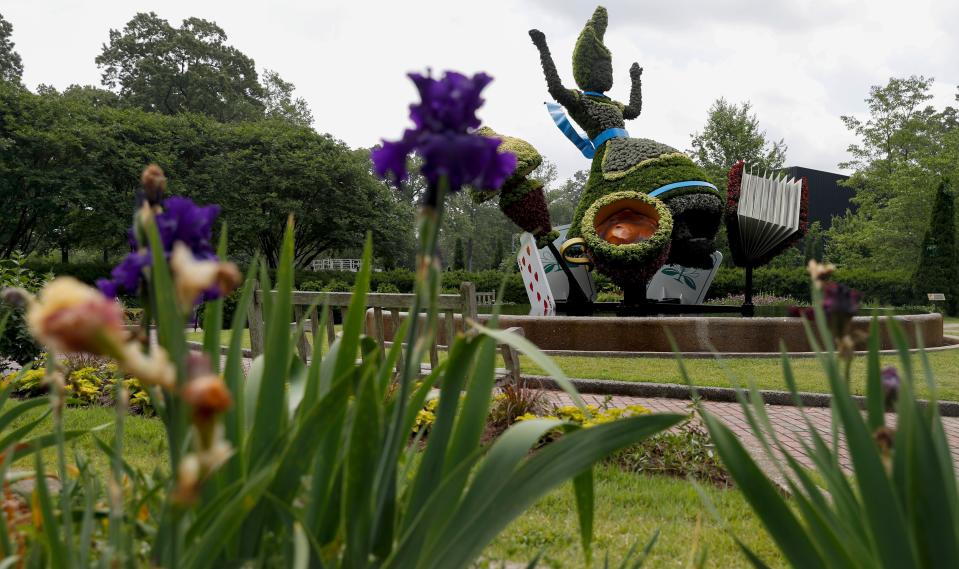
xmin=827 ymin=76 xmax=959 ymax=268
xmin=689 ymin=98 xmax=787 ymax=190
xmin=96 ymin=12 xmax=312 ymax=126
xmin=0 ymin=13 xmax=22 ymax=83
xmin=0 ymin=82 xmax=413 ymax=268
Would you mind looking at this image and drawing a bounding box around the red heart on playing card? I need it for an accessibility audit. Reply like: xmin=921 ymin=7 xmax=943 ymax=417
xmin=534 ymin=272 xmax=539 ymax=282
xmin=529 ymin=283 xmax=533 ymax=291
xmin=537 ymin=292 xmax=541 ymax=301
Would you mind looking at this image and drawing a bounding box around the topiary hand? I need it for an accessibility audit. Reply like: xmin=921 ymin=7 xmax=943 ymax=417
xmin=529 ymin=29 xmax=547 ymax=48
xmin=624 ymin=63 xmax=644 ymax=120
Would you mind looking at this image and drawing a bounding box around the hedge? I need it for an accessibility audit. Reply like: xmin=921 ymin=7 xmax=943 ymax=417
xmin=707 ymin=267 xmax=915 ymax=306
xmin=32 ymin=262 xmax=919 ymax=310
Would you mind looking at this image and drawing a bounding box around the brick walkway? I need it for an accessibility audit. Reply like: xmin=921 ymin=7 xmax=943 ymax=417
xmin=547 ymin=391 xmax=959 ymax=475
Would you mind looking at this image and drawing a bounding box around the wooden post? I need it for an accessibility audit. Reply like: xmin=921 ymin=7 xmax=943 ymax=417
xmin=293 ymin=305 xmax=311 ymax=362
xmin=373 ymin=307 xmax=386 ymax=357
xmin=460 ymin=281 xmax=478 ymax=330
xmin=248 ymin=283 xmax=266 ymax=358
xmin=499 ymin=326 xmax=524 ymax=385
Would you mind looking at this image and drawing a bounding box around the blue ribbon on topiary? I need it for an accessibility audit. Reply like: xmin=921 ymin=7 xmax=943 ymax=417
xmin=648 ymin=180 xmax=719 ymax=198
xmin=545 ymin=102 xmax=628 ymax=159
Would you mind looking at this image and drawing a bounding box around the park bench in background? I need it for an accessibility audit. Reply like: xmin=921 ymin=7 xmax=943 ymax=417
xmin=247 ymin=282 xmax=523 ymax=383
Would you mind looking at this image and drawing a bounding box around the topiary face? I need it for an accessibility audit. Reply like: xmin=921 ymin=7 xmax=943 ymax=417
xmin=573 ymin=6 xmax=613 ymax=93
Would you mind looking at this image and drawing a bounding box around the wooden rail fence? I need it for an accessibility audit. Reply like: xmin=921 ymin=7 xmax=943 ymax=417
xmin=247 ymin=281 xmax=522 ymax=383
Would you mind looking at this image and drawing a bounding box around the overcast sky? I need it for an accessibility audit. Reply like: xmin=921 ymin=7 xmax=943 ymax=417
xmin=5 ymin=0 xmax=958 ymax=180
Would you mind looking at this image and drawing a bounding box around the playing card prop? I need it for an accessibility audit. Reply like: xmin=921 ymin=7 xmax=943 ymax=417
xmin=541 ymin=224 xmax=597 ymax=303
xmin=725 ymin=161 xmax=809 ymax=268
xmin=647 ymin=251 xmax=723 ymax=305
xmin=517 ymin=232 xmax=556 ymax=316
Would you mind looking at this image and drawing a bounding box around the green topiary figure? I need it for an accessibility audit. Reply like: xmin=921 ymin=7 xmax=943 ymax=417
xmin=912 ymin=179 xmax=958 ymax=315
xmin=528 ymin=6 xmax=723 ymax=289
xmin=473 ymin=127 xmax=559 ymax=249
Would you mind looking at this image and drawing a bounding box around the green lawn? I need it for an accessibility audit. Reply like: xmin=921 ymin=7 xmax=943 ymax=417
xmin=187 ymin=328 xmax=959 ymax=401
xmin=484 ymin=465 xmax=782 ymax=568
xmin=520 ymin=350 xmax=959 ymax=401
xmin=8 ymin=402 xmax=168 ymax=476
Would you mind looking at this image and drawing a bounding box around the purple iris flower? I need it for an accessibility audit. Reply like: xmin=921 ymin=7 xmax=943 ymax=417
xmin=881 ymin=365 xmax=901 ymax=410
xmin=156 ymin=197 xmax=220 ymax=259
xmin=98 ymin=196 xmax=222 ymax=298
xmin=371 ymin=71 xmax=516 ymax=204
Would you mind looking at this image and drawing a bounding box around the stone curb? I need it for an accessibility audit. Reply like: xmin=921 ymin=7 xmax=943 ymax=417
xmin=519 ymin=375 xmax=959 ymax=418
xmin=538 ymin=335 xmax=959 ymax=359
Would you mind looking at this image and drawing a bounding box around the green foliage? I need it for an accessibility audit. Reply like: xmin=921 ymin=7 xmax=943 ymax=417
xmin=0 ymin=253 xmax=49 ymax=367
xmin=0 ymin=83 xmax=414 ymax=268
xmin=261 ymin=69 xmax=314 ymax=127
xmin=96 ymin=12 xmax=265 ymax=121
xmin=695 ymin=275 xmax=959 ymax=568
xmin=452 ymin=237 xmax=466 ymax=270
xmin=610 ymin=418 xmax=729 ymax=486
xmin=707 ymin=266 xmax=915 ymax=306
xmin=7 ymin=205 xmax=681 ymax=566
xmin=376 ymin=282 xmax=400 ymax=294
xmin=571 ymin=7 xmax=612 ymax=93
xmin=689 ymin=98 xmax=787 ymax=192
xmin=827 ymin=76 xmax=959 ymax=270
xmin=0 ymin=12 xmax=22 ymax=83
xmin=912 ymin=179 xmax=958 ymax=315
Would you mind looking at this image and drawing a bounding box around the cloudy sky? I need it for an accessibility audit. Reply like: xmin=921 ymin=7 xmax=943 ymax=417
xmin=5 ymin=0 xmax=958 ymax=180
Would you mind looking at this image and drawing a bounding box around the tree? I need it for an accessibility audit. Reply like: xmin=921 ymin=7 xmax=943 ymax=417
xmin=912 ymin=179 xmax=958 ymax=314
xmin=262 ymin=69 xmax=313 ymax=127
xmin=827 ymin=76 xmax=958 ymax=269
xmin=181 ymin=122 xmax=414 ymax=268
xmin=689 ymin=98 xmax=787 ymax=190
xmin=452 ymin=238 xmax=466 ymax=270
xmin=0 ymin=13 xmax=22 ymax=83
xmin=96 ymin=13 xmax=265 ymax=121
xmin=548 ymin=169 xmax=587 ymax=225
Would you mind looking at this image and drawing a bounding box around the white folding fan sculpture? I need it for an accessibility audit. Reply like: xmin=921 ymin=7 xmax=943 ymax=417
xmin=733 ymin=167 xmax=804 ymax=263
xmin=724 ymin=162 xmax=810 ymax=311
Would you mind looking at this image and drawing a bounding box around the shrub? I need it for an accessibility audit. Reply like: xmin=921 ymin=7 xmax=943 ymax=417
xmin=611 ymin=417 xmax=729 ymax=486
xmin=0 ymin=253 xmax=49 ymax=367
xmin=376 ymin=282 xmax=401 ymax=294
xmin=707 ymin=266 xmax=914 ymax=306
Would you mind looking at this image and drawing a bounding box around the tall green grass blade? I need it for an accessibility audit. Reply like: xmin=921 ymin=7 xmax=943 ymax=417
xmin=223 ymin=263 xmax=257 ymax=475
xmin=400 ymin=336 xmax=482 ymax=550
xmin=250 ymin=217 xmax=295 ymax=459
xmin=32 ymin=453 xmax=65 ymax=568
xmin=700 ymin=412 xmax=824 ymax=567
xmin=344 ymin=364 xmax=382 ymax=566
xmin=865 ymin=316 xmax=884 ymax=429
xmin=573 ymin=467 xmax=594 ymax=564
xmin=181 ymin=465 xmax=278 ymax=569
xmin=202 ymin=225 xmax=229 ymax=373
xmin=334 ymin=235 xmax=373 ymax=382
xmin=472 ymin=323 xmax=585 ymax=408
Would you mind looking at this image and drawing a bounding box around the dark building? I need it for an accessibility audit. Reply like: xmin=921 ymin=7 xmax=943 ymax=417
xmin=786 ymin=166 xmax=854 ymax=229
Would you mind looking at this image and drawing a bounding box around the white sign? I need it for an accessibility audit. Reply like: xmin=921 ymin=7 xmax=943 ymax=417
xmin=928 ymin=293 xmax=947 ymax=301
xmin=517 ymin=233 xmax=556 ymax=316
xmin=647 ymin=252 xmax=724 ymax=304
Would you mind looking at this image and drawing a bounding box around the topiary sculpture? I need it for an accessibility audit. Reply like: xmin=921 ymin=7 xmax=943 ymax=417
xmin=526 ymin=6 xmax=723 ymax=290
